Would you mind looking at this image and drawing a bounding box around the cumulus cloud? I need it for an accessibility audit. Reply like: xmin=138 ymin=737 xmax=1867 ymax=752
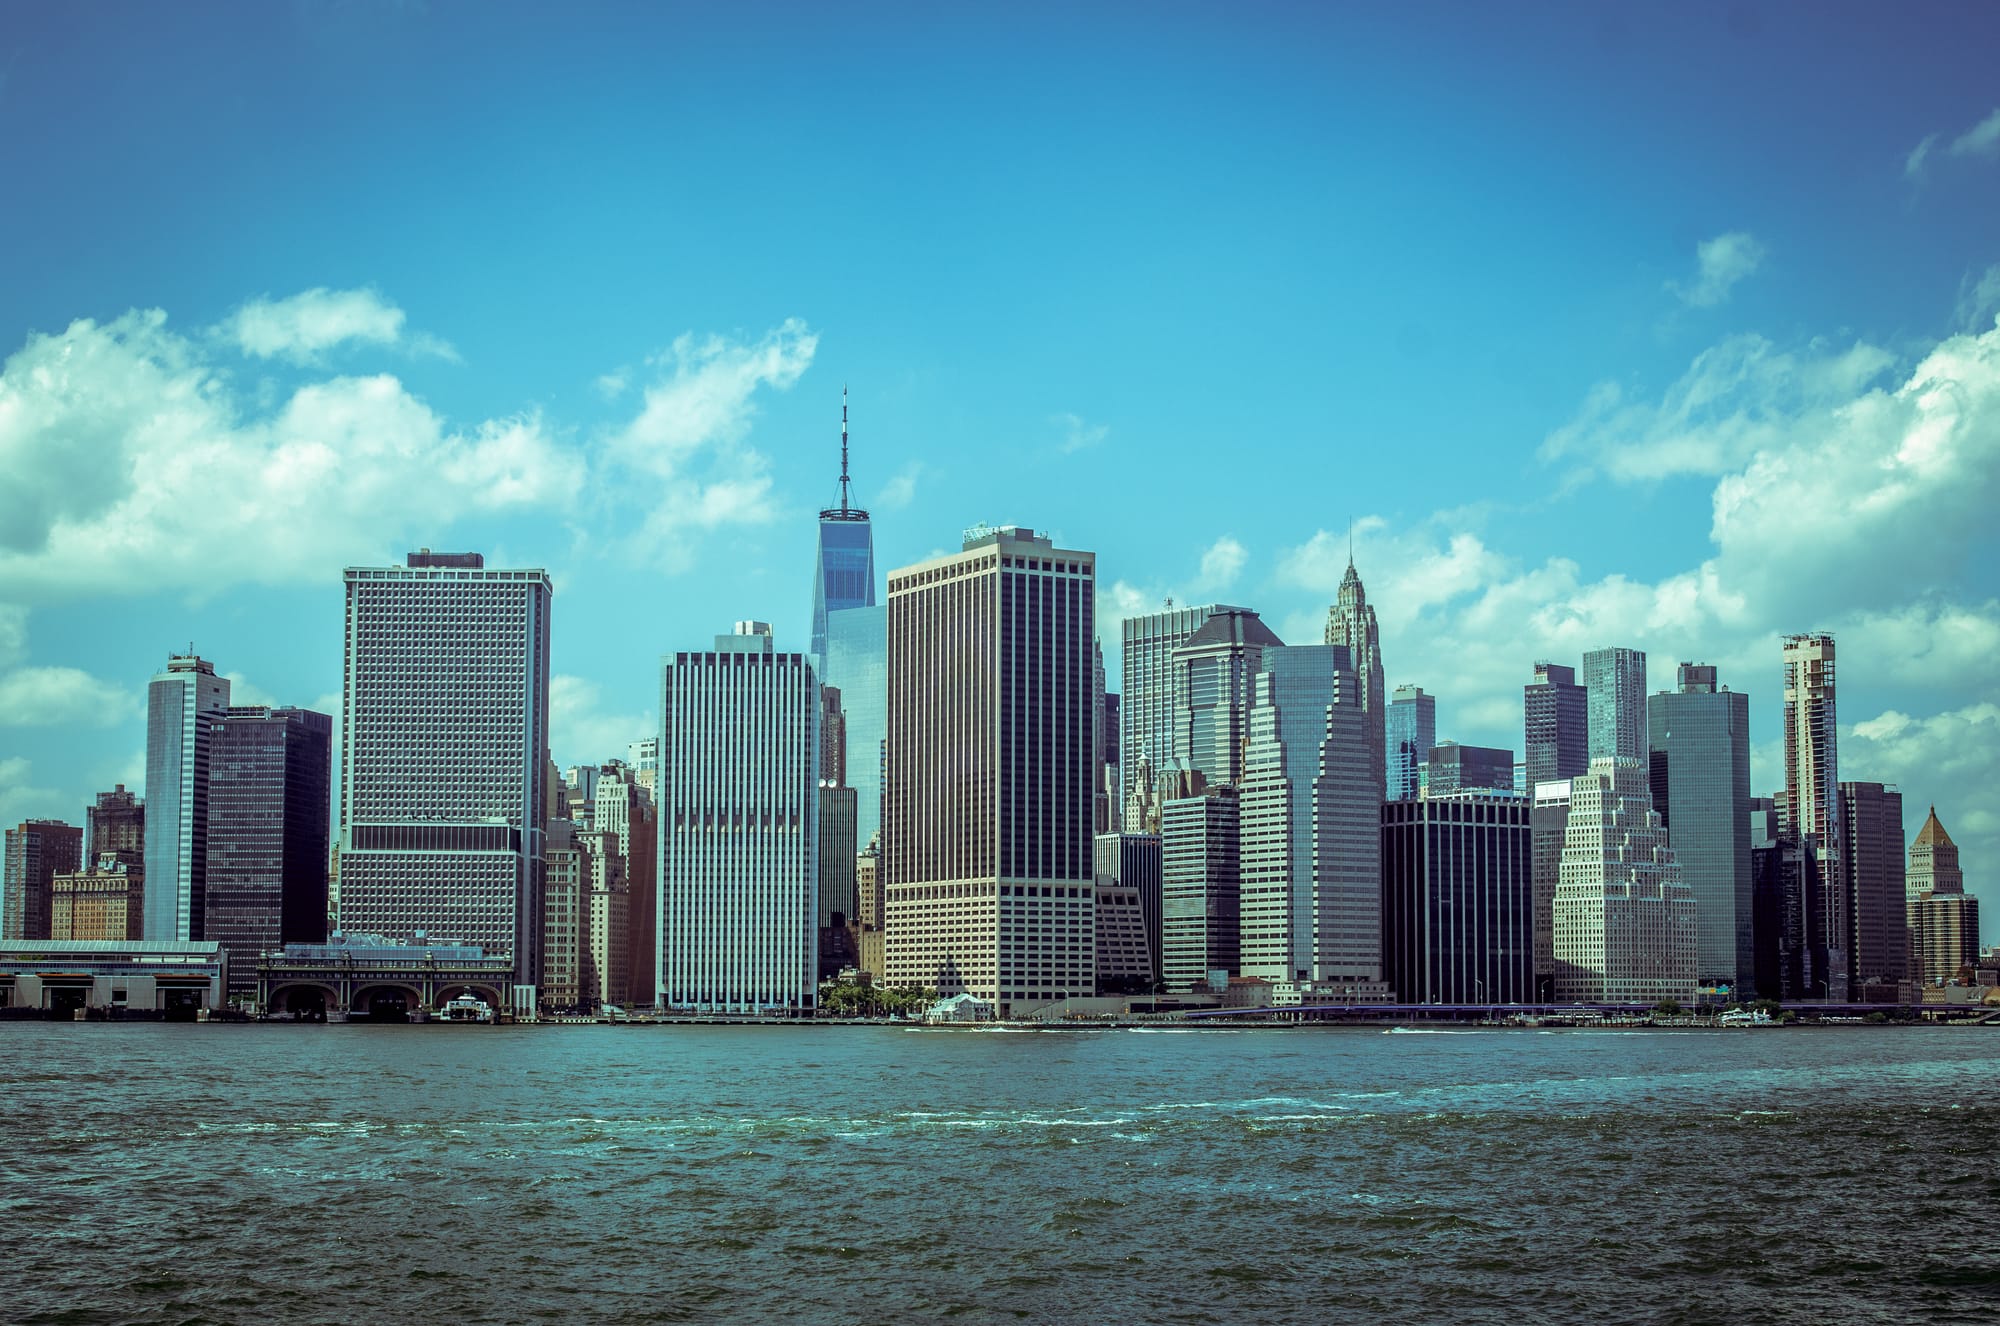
xmin=1194 ymin=536 xmax=1247 ymax=592
xmin=1542 ymin=333 xmax=1896 ymax=483
xmin=604 ymin=319 xmax=817 ymax=569
xmin=0 ymin=605 xmax=24 ymax=666
xmin=0 ymin=666 xmax=133 ymax=726
xmin=223 ymin=287 xmax=455 ymax=364
xmin=1956 ymin=265 xmax=2000 ymax=331
xmin=0 ymin=306 xmax=579 ymax=601
xmin=0 ymin=756 xmax=65 ymax=833
xmin=549 ymin=674 xmax=653 ymax=770
xmin=1670 ymin=232 xmax=1767 ymax=308
xmin=1054 ymin=412 xmax=1110 ymax=454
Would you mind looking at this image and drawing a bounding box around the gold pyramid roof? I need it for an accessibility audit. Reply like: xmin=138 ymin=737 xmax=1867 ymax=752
xmin=1914 ymin=806 xmax=1954 ymax=848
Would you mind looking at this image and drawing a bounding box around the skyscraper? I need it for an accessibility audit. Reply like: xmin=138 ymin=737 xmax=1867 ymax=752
xmin=1161 ymin=790 xmax=1240 ymax=991
xmin=339 ymin=551 xmax=552 ymax=1006
xmin=1781 ymin=633 xmax=1843 ymax=997
xmin=86 ymin=786 xmax=145 ymax=865
xmin=205 ymin=705 xmax=333 ymax=996
xmin=1238 ymin=644 xmax=1378 ymax=984
xmin=883 ymin=527 xmax=1097 ymax=1014
xmin=1386 ymin=685 xmax=1435 ymax=802
xmin=1553 ymin=757 xmax=1696 ymax=1004
xmin=591 ymin=763 xmax=656 ymax=1009
xmin=1121 ymin=602 xmax=1225 ymax=831
xmin=1582 ymin=646 xmax=1647 ymax=763
xmin=1174 ymin=606 xmax=1284 ymax=788
xmin=809 ymin=389 xmax=876 ymax=675
xmin=4 ymin=820 xmax=83 ymax=941
xmin=659 ymin=623 xmax=820 ymax=1014
xmin=818 ymin=782 xmax=859 ymax=978
xmin=1381 ymin=794 xmax=1534 ymax=1004
xmin=143 ymin=653 xmax=230 ymax=941
xmin=823 ymin=603 xmax=887 ymax=854
xmin=1094 ymin=833 xmax=1162 ymax=991
xmin=1646 ymin=663 xmax=1752 ymax=993
xmin=1839 ymin=781 xmax=1907 ymax=996
xmin=1322 ymin=552 xmax=1387 ymax=798
xmin=1907 ymin=808 xmax=1977 ymax=987
xmin=1524 ymin=662 xmax=1588 ymax=790
xmin=1530 ymin=778 xmax=1572 ymax=1000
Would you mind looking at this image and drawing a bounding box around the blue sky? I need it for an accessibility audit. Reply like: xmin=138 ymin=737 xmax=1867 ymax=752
xmin=3 ymin=3 xmax=1998 ymax=935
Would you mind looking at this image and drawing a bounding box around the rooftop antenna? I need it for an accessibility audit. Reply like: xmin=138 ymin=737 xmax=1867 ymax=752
xmin=819 ymin=386 xmax=870 ymax=523
xmin=1347 ymin=517 xmax=1354 ymax=568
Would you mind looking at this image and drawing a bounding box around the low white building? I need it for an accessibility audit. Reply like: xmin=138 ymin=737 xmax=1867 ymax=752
xmin=924 ymin=992 xmax=995 ymax=1023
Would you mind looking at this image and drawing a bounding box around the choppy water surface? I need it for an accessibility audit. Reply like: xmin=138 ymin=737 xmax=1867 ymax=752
xmin=3 ymin=1024 xmax=1997 ymax=1324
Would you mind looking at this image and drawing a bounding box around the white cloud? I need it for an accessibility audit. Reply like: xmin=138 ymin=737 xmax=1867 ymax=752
xmin=1669 ymin=231 xmax=1767 ymax=308
xmin=1948 ymin=107 xmax=2000 ymax=161
xmin=0 ymin=307 xmax=579 ymax=601
xmin=1053 ymin=412 xmax=1110 ymax=454
xmin=221 ymin=672 xmax=280 ymax=709
xmin=0 ymin=604 xmax=24 ymax=666
xmin=595 ymin=371 xmax=629 ymax=400
xmin=1194 ymin=536 xmax=1247 ymax=592
xmin=876 ymin=461 xmax=923 ymax=512
xmin=0 ymin=666 xmax=133 ymax=727
xmin=549 ymin=674 xmax=652 ymax=770
xmin=605 ymin=319 xmax=817 ymax=569
xmin=224 ymin=287 xmax=455 ymax=365
xmin=0 ymin=756 xmax=65 ymax=832
xmin=1956 ymin=264 xmax=2000 ymax=331
xmin=1906 ymin=107 xmax=2000 ymax=180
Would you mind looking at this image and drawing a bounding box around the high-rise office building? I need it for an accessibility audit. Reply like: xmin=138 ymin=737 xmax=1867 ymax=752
xmin=1094 ymin=833 xmax=1162 ymax=992
xmin=1174 ymin=606 xmax=1284 ymax=789
xmin=1781 ymin=633 xmax=1844 ymax=997
xmin=1426 ymin=742 xmax=1515 ymax=796
xmin=1161 ymin=790 xmax=1240 ymax=991
xmin=625 ymin=737 xmax=659 ymax=796
xmin=1121 ymin=603 xmax=1225 ymax=831
xmin=884 ymin=527 xmax=1097 ymax=1013
xmin=339 ymin=551 xmax=552 ymax=1007
xmin=541 ymin=819 xmax=584 ymax=1010
xmin=580 ymin=826 xmax=628 ymax=1009
xmin=1524 ymin=662 xmax=1588 ymax=791
xmin=818 ymin=782 xmax=859 ymax=979
xmin=1582 ymin=646 xmax=1647 ymax=763
xmin=1530 ymin=778 xmax=1572 ymax=999
xmin=205 ymin=705 xmax=333 ymax=996
xmin=1646 ymin=663 xmax=1752 ymax=993
xmin=590 ymin=763 xmax=656 ymax=1010
xmin=1381 ymin=794 xmax=1534 ymax=1004
xmin=1553 ymin=757 xmax=1696 ymax=1004
xmin=4 ymin=820 xmax=84 ymax=941
xmin=143 ymin=653 xmax=231 ymax=941
xmin=1386 ymin=685 xmax=1435 ymax=802
xmin=1908 ymin=807 xmax=1977 ymax=986
xmin=86 ymin=786 xmax=145 ymax=864
xmin=809 ymin=389 xmax=876 ymax=675
xmin=659 ymin=622 xmax=820 ymax=1014
xmin=823 ymin=604 xmax=888 ymax=854
xmin=1238 ymin=644 xmax=1378 ymax=984
xmin=1839 ymin=781 xmax=1906 ymax=996
xmin=1322 ymin=553 xmax=1387 ymax=798
xmin=819 ymin=686 xmax=848 ymax=787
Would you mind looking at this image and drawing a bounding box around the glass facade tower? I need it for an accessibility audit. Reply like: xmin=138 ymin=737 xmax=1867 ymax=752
xmin=823 ymin=604 xmax=888 ymax=856
xmin=1386 ymin=685 xmax=1435 ymax=802
xmin=809 ymin=391 xmax=876 ymax=673
xmin=143 ymin=653 xmax=231 ymax=941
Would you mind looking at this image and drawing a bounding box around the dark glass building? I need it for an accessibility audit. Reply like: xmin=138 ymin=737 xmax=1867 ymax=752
xmin=205 ymin=706 xmax=332 ymax=997
xmin=1426 ymin=742 xmax=1515 ymax=796
xmin=1381 ymin=795 xmax=1535 ymax=1005
xmin=1523 ymin=662 xmax=1587 ymax=791
xmin=3 ymin=820 xmax=83 ymax=941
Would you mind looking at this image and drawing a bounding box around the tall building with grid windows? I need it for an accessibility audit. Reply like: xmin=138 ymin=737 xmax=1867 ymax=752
xmin=1553 ymin=756 xmax=1695 ymax=1004
xmin=1121 ymin=602 xmax=1224 ymax=831
xmin=1582 ymin=646 xmax=1647 ymax=763
xmin=1524 ymin=662 xmax=1588 ymax=791
xmin=659 ymin=623 xmax=820 ymax=1015
xmin=206 ymin=705 xmax=332 ymax=996
xmin=338 ymin=552 xmax=551 ymax=1006
xmin=1646 ymin=663 xmax=1752 ymax=993
xmin=144 ymin=653 xmax=231 ymax=941
xmin=883 ymin=526 xmax=1097 ymax=1015
xmin=1386 ymin=685 xmax=1435 ymax=802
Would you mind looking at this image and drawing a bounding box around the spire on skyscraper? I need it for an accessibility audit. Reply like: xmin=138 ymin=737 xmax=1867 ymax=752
xmin=821 ymin=386 xmax=869 ymax=522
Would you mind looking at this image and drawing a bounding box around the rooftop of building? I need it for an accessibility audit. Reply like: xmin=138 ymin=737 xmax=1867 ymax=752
xmin=1179 ymin=606 xmax=1284 ymax=651
xmin=1915 ymin=806 xmax=1955 ymax=848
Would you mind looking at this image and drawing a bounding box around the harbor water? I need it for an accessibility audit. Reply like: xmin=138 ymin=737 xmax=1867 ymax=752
xmin=4 ymin=1023 xmax=1996 ymax=1324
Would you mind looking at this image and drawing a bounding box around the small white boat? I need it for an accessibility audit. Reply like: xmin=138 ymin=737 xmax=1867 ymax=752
xmin=1718 ymin=1008 xmax=1775 ymax=1027
xmin=439 ymin=995 xmax=495 ymax=1024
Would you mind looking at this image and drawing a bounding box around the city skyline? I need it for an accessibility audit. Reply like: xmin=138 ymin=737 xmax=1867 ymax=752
xmin=1 ymin=6 xmax=1996 ymax=939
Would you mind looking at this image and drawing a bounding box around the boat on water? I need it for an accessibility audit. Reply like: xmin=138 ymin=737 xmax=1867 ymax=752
xmin=439 ymin=994 xmax=495 ymax=1024
xmin=1718 ymin=1008 xmax=1776 ymax=1027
